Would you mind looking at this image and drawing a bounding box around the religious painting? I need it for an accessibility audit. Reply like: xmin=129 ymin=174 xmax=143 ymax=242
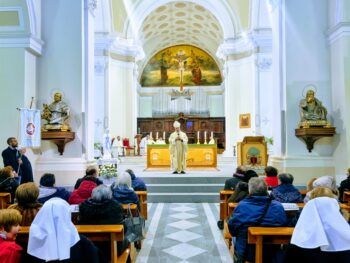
xmin=239 ymin=113 xmax=251 ymax=129
xmin=140 ymin=45 xmax=222 ymax=87
xmin=237 ymin=136 xmax=268 ymax=172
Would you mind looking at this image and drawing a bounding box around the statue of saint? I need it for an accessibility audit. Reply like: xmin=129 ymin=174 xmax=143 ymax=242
xmin=299 ymin=89 xmax=328 ymax=127
xmin=42 ymin=92 xmax=70 ymax=131
xmin=103 ymin=129 xmax=113 ymax=159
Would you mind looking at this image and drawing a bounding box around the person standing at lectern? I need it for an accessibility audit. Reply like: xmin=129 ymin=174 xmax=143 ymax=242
xmin=169 ymin=121 xmax=188 ymax=174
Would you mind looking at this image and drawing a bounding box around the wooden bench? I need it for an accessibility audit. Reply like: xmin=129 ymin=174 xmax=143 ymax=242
xmin=248 ymin=227 xmax=294 ymax=263
xmin=0 ymin=192 xmax=11 ymax=209
xmin=18 ymin=225 xmax=130 ymax=263
xmin=135 ymin=191 xmax=148 ymax=220
xmin=219 ymin=190 xmax=234 ymax=221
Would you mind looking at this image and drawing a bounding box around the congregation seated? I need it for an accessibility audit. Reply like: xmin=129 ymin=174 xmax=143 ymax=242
xmin=0 ymin=209 xmax=23 ymax=262
xmin=112 ymin=172 xmax=139 ymax=206
xmin=26 ymin=198 xmax=105 ymax=263
xmin=270 ymin=173 xmax=303 ymax=203
xmin=126 ymin=169 xmax=147 ymax=191
xmin=339 ymin=168 xmax=350 ymax=202
xmin=224 ymin=166 xmax=246 ymax=190
xmin=264 ymin=166 xmax=279 ymax=188
xmin=227 ymin=182 xmax=248 ymax=203
xmin=69 ymin=179 xmax=97 ymax=205
xmin=79 ymin=185 xmax=129 ymax=255
xmin=38 ymin=173 xmax=71 ymax=204
xmin=8 ymin=183 xmax=42 ymax=226
xmin=285 ymin=188 xmax=350 ymax=263
xmin=74 ymin=165 xmax=103 ymax=190
xmin=0 ymin=166 xmax=19 ymax=202
xmin=227 ymin=177 xmax=286 ymax=262
xmin=304 ymin=175 xmax=338 ymax=203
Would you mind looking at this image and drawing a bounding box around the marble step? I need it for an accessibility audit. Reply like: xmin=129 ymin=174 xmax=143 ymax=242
xmin=147 ymin=193 xmax=219 ymax=203
xmin=140 ymin=175 xmax=229 ymax=184
xmin=146 ymin=183 xmax=223 ymax=193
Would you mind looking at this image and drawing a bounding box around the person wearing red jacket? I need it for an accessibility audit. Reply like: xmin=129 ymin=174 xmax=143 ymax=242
xmin=264 ymin=166 xmax=279 ymax=189
xmin=0 ymin=209 xmax=23 ymax=263
xmin=69 ymin=178 xmax=97 ymax=205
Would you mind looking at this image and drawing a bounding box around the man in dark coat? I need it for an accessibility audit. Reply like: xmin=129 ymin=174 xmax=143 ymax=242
xmin=224 ymin=166 xmax=246 ymax=190
xmin=228 ymin=177 xmax=287 ymax=262
xmin=2 ymin=137 xmax=33 ymax=184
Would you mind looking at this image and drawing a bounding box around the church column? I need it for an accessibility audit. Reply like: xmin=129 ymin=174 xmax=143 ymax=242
xmin=96 ymin=37 xmax=144 ymax=142
xmin=328 ymin=0 xmax=350 ymax=178
xmin=218 ymin=38 xmax=257 ymax=157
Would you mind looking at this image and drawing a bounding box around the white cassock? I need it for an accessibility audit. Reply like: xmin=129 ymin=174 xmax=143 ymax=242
xmin=140 ymin=137 xmax=147 ymax=155
xmin=115 ymin=139 xmax=123 ymax=156
xmin=169 ymin=131 xmax=188 ymax=172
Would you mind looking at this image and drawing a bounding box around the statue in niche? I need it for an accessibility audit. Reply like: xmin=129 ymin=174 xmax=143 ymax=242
xmin=41 ymin=92 xmax=70 ymax=131
xmin=299 ymin=88 xmax=329 ymax=128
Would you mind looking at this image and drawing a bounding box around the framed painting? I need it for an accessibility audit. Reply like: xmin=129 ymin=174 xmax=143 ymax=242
xmin=239 ymin=113 xmax=251 ymax=129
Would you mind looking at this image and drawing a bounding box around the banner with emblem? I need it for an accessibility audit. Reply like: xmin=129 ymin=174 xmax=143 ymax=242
xmin=19 ymin=108 xmax=41 ymax=148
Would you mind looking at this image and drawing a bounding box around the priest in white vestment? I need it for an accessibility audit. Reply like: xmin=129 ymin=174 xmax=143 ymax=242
xmin=140 ymin=135 xmax=149 ymax=155
xmin=169 ymin=121 xmax=188 ymax=174
xmin=115 ymin=136 xmax=124 ymax=156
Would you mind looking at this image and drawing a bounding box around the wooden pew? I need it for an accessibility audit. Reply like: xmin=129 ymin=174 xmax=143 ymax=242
xmin=135 ymin=191 xmax=148 ymax=220
xmin=0 ymin=192 xmax=11 ymax=209
xmin=248 ymin=227 xmax=294 ymax=263
xmin=18 ymin=225 xmax=130 ymax=263
xmin=219 ymin=190 xmax=234 ymax=221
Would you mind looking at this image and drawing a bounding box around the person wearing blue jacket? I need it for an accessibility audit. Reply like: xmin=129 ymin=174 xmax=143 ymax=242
xmin=125 ymin=169 xmax=147 ymax=191
xmin=270 ymin=173 xmax=303 ymax=203
xmin=228 ymin=177 xmax=287 ymax=262
xmin=38 ymin=173 xmax=71 ymax=204
xmin=112 ymin=172 xmax=139 ymax=206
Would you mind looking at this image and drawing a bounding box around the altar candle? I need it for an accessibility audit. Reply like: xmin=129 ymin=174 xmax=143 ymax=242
xmin=211 ymin=131 xmax=213 ymax=138
xmin=163 ymin=131 xmax=165 ymax=140
xmin=204 ymin=131 xmax=207 ymax=141
xmin=150 ymin=132 xmax=152 ymax=139
xmin=156 ymin=132 xmax=159 ymax=140
xmin=197 ymin=131 xmax=200 ymax=139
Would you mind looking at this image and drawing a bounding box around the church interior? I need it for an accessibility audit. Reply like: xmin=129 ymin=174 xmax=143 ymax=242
xmin=0 ymin=0 xmax=350 ymax=262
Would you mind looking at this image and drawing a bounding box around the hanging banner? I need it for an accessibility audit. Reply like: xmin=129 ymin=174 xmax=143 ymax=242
xmin=19 ymin=108 xmax=41 ymax=148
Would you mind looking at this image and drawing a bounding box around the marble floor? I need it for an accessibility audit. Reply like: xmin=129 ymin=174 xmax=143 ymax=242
xmin=136 ymin=203 xmax=232 ymax=263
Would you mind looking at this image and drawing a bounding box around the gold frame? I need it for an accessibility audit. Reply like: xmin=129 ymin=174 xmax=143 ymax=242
xmin=239 ymin=113 xmax=251 ymax=129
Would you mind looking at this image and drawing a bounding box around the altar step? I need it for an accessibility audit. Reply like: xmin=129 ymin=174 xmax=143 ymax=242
xmin=140 ymin=174 xmax=229 ymax=203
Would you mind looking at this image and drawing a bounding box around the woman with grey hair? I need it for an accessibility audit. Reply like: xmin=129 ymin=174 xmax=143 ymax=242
xmin=78 ymin=185 xmax=129 ymax=256
xmin=112 ymin=172 xmax=139 ymax=206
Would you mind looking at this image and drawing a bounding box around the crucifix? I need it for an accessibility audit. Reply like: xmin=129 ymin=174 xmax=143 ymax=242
xmin=172 ymin=50 xmax=189 ymax=92
xmin=95 ymin=119 xmax=102 ymax=127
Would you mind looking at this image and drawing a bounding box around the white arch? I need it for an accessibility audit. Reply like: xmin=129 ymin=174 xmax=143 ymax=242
xmin=124 ymin=0 xmax=241 ymax=41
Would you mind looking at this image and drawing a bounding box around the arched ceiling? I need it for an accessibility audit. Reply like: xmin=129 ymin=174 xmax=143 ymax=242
xmin=139 ymin=1 xmax=223 ymax=67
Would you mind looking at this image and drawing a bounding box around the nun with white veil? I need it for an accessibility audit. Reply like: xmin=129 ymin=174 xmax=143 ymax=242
xmin=285 ymin=196 xmax=350 ymax=262
xmin=26 ymin=198 xmax=105 ymax=263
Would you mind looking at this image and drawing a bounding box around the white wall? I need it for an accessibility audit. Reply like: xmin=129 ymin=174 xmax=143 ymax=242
xmin=139 ymin=96 xmax=152 ymax=117
xmin=284 ymin=0 xmax=332 ymax=156
xmin=208 ymin=94 xmax=224 ymax=117
xmin=38 ymin=0 xmax=84 ymax=158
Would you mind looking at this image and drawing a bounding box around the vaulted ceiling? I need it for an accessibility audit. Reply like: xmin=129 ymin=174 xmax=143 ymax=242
xmin=140 ymin=2 xmax=223 ymax=64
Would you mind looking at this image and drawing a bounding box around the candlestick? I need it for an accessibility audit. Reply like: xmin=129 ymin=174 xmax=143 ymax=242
xmin=211 ymin=131 xmax=213 ymax=139
xmin=197 ymin=131 xmax=200 ymax=144
xmin=163 ymin=131 xmax=165 ymax=140
xmin=204 ymin=131 xmax=207 ymax=144
xmin=150 ymin=132 xmax=153 ymax=140
xmin=156 ymin=132 xmax=159 ymax=140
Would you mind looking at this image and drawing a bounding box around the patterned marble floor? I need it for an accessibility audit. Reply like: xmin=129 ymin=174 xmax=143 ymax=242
xmin=136 ymin=203 xmax=232 ymax=263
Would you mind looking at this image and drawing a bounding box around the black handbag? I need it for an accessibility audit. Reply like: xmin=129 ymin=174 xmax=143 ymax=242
xmin=124 ymin=204 xmax=145 ymax=243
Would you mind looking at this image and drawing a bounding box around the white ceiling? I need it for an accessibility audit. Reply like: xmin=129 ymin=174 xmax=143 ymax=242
xmin=139 ymin=1 xmax=224 ymax=66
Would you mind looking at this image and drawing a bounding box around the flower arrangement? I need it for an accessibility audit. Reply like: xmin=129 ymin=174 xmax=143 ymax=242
xmin=99 ymin=164 xmax=118 ymax=179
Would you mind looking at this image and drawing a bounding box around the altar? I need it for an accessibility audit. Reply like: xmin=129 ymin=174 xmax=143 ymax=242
xmin=147 ymin=144 xmax=217 ymax=169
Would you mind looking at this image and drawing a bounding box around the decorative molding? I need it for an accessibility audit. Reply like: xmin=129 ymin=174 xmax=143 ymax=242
xmin=35 ymin=157 xmax=90 ymax=171
xmin=256 ymin=56 xmax=272 ymax=71
xmin=216 ymin=36 xmax=254 ymax=59
xmin=86 ymin=0 xmax=97 ymax=16
xmin=269 ymin=155 xmax=334 ymax=168
xmin=0 ymin=7 xmax=25 ymax=31
xmin=0 ymin=35 xmax=43 ymax=55
xmin=250 ymin=28 xmax=273 ymax=52
xmin=327 ymin=22 xmax=350 ymax=45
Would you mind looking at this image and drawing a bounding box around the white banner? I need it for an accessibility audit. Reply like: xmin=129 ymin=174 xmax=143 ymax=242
xmin=19 ymin=108 xmax=41 ymax=148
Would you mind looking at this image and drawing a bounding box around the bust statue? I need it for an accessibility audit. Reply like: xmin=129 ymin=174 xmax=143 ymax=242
xmin=299 ymin=89 xmax=328 ymax=128
xmin=42 ymin=92 xmax=70 ymax=131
